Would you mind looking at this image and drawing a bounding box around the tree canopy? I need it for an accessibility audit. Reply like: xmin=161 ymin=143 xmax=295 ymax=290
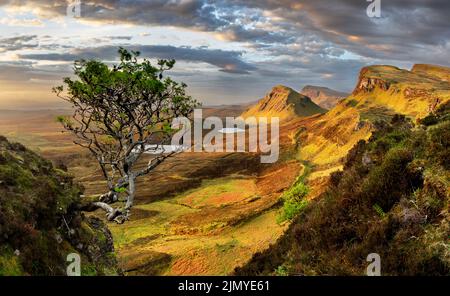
xmin=54 ymin=48 xmax=199 ymax=223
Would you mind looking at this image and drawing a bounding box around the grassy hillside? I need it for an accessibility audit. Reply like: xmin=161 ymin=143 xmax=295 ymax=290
xmin=0 ymin=136 xmax=119 ymax=275
xmin=242 ymin=85 xmax=325 ymax=120
xmin=411 ymin=64 xmax=450 ymax=83
xmin=236 ymin=102 xmax=449 ymax=275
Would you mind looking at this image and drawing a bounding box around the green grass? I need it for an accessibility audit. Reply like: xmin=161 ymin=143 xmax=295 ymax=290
xmin=109 ymin=201 xmax=199 ymax=248
xmin=0 ymin=248 xmax=23 ymax=276
xmin=173 ymin=177 xmax=257 ymax=208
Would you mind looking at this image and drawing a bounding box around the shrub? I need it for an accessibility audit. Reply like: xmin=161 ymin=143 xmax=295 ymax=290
xmin=426 ymin=121 xmax=450 ymax=169
xmin=362 ymin=147 xmax=415 ymax=210
xmin=274 ymin=265 xmax=289 ymax=276
xmin=419 ymin=114 xmax=438 ymax=126
xmin=277 ymin=182 xmax=309 ymax=223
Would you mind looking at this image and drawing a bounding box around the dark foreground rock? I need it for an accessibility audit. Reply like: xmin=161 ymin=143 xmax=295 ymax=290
xmin=0 ymin=136 xmax=120 ymax=275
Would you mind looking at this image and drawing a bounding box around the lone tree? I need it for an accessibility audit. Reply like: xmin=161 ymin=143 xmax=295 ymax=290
xmin=54 ymin=48 xmax=199 ymax=223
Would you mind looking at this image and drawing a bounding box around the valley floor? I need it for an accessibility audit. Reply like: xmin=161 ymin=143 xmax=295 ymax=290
xmin=85 ymin=152 xmax=300 ymax=275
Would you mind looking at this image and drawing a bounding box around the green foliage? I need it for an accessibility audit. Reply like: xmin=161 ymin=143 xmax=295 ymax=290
xmin=345 ymin=99 xmax=358 ymax=107
xmin=368 ymin=128 xmax=410 ymax=153
xmin=282 ymin=181 xmax=309 ymax=203
xmin=114 ymin=186 xmax=127 ymax=193
xmin=372 ymin=204 xmax=386 ymax=218
xmin=55 ymin=115 xmax=72 ymax=128
xmin=81 ymin=263 xmax=99 ymax=276
xmin=0 ymin=163 xmax=33 ymax=188
xmin=274 ymin=265 xmax=289 ymax=276
xmin=426 ymin=121 xmax=450 ymax=169
xmin=54 ymin=47 xmax=199 ymax=129
xmin=0 ymin=247 xmax=23 ymax=276
xmin=419 ymin=114 xmax=438 ymax=126
xmin=277 ymin=181 xmax=309 ymax=223
xmin=363 ymin=146 xmax=415 ymax=210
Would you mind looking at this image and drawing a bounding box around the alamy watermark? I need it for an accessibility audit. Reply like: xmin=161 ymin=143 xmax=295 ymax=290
xmin=67 ymin=0 xmax=81 ymax=18
xmin=366 ymin=253 xmax=381 ymax=276
xmin=66 ymin=253 xmax=81 ymax=276
xmin=169 ymin=110 xmax=279 ymax=164
xmin=366 ymin=0 xmax=381 ymax=18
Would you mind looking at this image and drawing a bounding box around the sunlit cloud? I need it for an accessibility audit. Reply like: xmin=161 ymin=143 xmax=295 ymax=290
xmin=0 ymin=0 xmax=449 ymax=109
xmin=0 ymin=17 xmax=44 ymax=26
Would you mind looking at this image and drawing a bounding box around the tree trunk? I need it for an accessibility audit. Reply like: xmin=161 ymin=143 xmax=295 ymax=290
xmin=125 ymin=175 xmax=135 ymax=209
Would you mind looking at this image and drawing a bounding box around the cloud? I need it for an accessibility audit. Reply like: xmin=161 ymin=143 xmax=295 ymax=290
xmin=2 ymin=0 xmax=449 ymax=65
xmin=0 ymin=35 xmax=39 ymax=52
xmin=1 ymin=0 xmax=450 ymax=106
xmin=121 ymin=1 xmax=450 ymax=63
xmin=0 ymin=61 xmax=66 ymax=81
xmin=104 ymin=36 xmax=133 ymax=41
xmin=222 ymin=0 xmax=450 ymax=64
xmin=19 ymin=45 xmax=257 ymax=74
xmin=0 ymin=17 xmax=44 ymax=27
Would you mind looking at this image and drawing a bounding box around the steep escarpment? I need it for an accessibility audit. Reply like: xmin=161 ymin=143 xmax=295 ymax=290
xmin=301 ymin=85 xmax=348 ymax=109
xmin=236 ymin=103 xmax=450 ymax=275
xmin=242 ymin=85 xmax=325 ymax=120
xmin=0 ymin=136 xmax=119 ymax=275
xmin=351 ymin=64 xmax=450 ymax=117
xmin=297 ymin=64 xmax=450 ymax=179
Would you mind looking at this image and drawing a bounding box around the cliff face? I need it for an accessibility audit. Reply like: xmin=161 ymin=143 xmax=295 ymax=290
xmin=354 ymin=76 xmax=391 ymax=94
xmin=242 ymin=85 xmax=325 ymax=120
xmin=301 ymin=85 xmax=348 ymax=109
xmin=0 ymin=136 xmax=119 ymax=275
xmin=349 ymin=64 xmax=450 ymax=118
xmin=352 ymin=66 xmax=397 ymax=95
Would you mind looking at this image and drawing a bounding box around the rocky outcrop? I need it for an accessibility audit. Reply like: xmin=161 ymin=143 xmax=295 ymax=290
xmin=0 ymin=136 xmax=120 ymax=275
xmin=353 ymin=76 xmax=391 ymax=94
xmin=351 ymin=66 xmax=399 ymax=96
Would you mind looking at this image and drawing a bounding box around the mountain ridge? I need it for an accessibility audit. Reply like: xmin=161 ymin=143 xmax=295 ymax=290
xmin=300 ymin=85 xmax=348 ymax=109
xmin=241 ymin=85 xmax=326 ymax=120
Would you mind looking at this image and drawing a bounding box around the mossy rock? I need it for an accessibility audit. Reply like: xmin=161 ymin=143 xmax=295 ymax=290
xmin=0 ymin=136 xmax=120 ymax=275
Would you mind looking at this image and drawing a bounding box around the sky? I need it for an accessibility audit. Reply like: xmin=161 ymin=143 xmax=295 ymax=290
xmin=0 ymin=0 xmax=449 ymax=109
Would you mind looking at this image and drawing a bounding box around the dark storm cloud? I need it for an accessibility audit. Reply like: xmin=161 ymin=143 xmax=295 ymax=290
xmin=0 ymin=61 xmax=65 ymax=81
xmin=19 ymin=45 xmax=257 ymax=74
xmin=223 ymin=0 xmax=450 ymax=62
xmin=1 ymin=0 xmax=450 ymax=104
xmin=0 ymin=35 xmax=38 ymax=52
xmin=3 ymin=0 xmax=448 ymax=64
